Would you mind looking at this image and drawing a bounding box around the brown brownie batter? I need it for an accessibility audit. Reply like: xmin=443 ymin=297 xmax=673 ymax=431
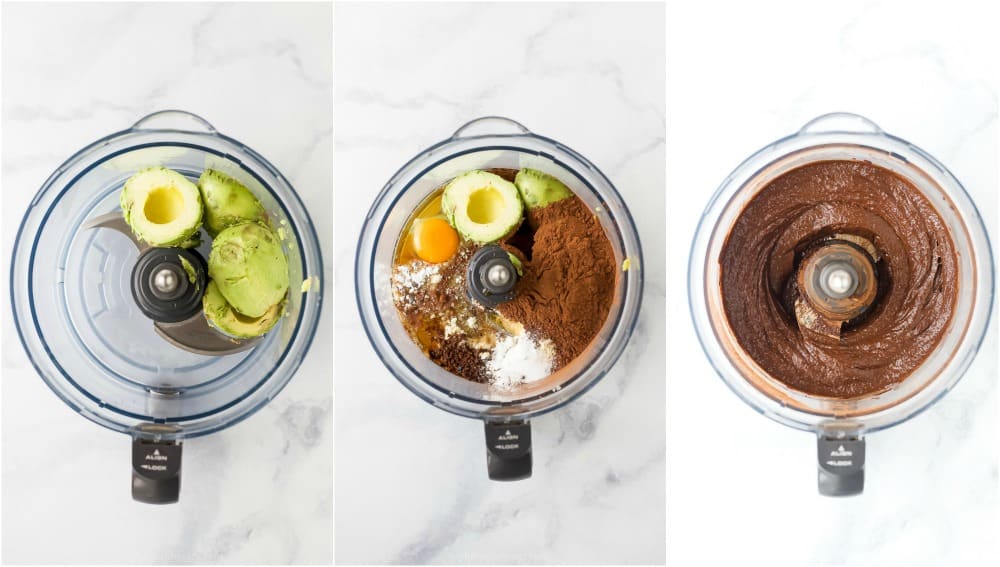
xmin=720 ymin=160 xmax=958 ymax=398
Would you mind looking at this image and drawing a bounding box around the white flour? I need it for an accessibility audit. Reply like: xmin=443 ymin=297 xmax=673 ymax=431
xmin=443 ymin=317 xmax=462 ymax=339
xmin=486 ymin=333 xmax=555 ymax=390
xmin=391 ymin=262 xmax=440 ymax=305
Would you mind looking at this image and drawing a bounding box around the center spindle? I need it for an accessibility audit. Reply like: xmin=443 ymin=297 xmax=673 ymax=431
xmin=467 ymin=245 xmax=520 ymax=308
xmin=794 ymin=238 xmax=879 ymax=339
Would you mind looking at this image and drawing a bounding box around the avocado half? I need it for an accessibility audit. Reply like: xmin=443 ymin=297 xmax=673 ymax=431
xmin=208 ymin=222 xmax=289 ymax=318
xmin=198 ymin=169 xmax=266 ymax=236
xmin=120 ymin=166 xmax=203 ymax=247
xmin=203 ymin=280 xmax=282 ymax=339
xmin=514 ymin=168 xmax=573 ymax=210
xmin=441 ymin=170 xmax=523 ymax=244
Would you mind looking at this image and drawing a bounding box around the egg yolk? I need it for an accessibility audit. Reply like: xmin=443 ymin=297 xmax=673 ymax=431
xmin=412 ymin=218 xmax=459 ymax=263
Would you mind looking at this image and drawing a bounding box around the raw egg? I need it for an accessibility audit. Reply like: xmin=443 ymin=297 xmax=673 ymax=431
xmin=412 ymin=217 xmax=459 ymax=263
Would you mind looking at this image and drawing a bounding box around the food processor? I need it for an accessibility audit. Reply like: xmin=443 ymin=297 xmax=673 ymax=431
xmin=10 ymin=110 xmax=323 ymax=503
xmin=356 ymin=116 xmax=643 ymax=480
xmin=690 ymin=112 xmax=994 ymax=495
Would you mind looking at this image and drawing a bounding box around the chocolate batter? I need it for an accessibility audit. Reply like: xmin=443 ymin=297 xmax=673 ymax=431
xmin=720 ymin=160 xmax=958 ymax=398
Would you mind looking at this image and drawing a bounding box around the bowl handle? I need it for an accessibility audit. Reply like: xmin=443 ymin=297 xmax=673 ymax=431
xmin=484 ymin=419 xmax=532 ymax=481
xmin=130 ymin=109 xmax=217 ymax=134
xmin=452 ymin=116 xmax=531 ymax=139
xmin=798 ymin=112 xmax=882 ymax=136
xmin=131 ymin=424 xmax=183 ymax=504
xmin=816 ymin=432 xmax=865 ymax=497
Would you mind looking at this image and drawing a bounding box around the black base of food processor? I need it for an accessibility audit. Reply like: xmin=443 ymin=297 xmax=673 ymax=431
xmin=131 ymin=425 xmax=183 ymax=504
xmin=817 ymin=435 xmax=865 ymax=496
xmin=484 ymin=420 xmax=532 ymax=481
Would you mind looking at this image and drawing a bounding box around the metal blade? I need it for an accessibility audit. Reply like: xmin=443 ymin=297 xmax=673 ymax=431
xmin=154 ymin=314 xmax=261 ymax=357
xmin=84 ymin=212 xmax=148 ymax=252
xmin=88 ymin=212 xmax=264 ymax=357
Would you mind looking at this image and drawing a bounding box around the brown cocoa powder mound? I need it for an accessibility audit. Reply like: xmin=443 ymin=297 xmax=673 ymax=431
xmin=498 ymin=196 xmax=617 ymax=368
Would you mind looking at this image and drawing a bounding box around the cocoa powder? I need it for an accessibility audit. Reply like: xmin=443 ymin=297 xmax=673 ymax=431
xmin=498 ymin=196 xmax=617 ymax=367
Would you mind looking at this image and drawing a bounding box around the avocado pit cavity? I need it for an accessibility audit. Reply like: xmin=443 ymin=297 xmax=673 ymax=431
xmin=466 ymin=187 xmax=504 ymax=224
xmin=143 ymin=186 xmax=185 ymax=224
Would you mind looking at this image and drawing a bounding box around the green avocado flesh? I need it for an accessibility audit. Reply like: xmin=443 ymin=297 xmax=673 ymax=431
xmin=507 ymin=252 xmax=524 ymax=276
xmin=178 ymin=231 xmax=203 ymax=249
xmin=120 ymin=167 xmax=203 ymax=246
xmin=203 ymin=280 xmax=282 ymax=339
xmin=178 ymin=256 xmax=198 ymax=285
xmin=208 ymin=222 xmax=289 ymax=318
xmin=441 ymin=170 xmax=523 ymax=244
xmin=198 ymin=169 xmax=266 ymax=236
xmin=514 ymin=168 xmax=572 ymax=209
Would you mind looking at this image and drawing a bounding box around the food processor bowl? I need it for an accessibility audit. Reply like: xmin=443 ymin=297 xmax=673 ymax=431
xmin=356 ymin=116 xmax=643 ymax=480
xmin=10 ymin=110 xmax=323 ymax=503
xmin=689 ymin=112 xmax=993 ymax=495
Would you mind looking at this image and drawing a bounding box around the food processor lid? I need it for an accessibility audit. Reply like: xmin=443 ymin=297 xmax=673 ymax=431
xmin=689 ymin=112 xmax=994 ymax=434
xmin=356 ymin=116 xmax=645 ymax=420
xmin=10 ymin=110 xmax=324 ymax=439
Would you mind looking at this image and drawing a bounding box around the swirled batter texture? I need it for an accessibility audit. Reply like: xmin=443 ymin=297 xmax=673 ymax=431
xmin=720 ymin=160 xmax=957 ymax=398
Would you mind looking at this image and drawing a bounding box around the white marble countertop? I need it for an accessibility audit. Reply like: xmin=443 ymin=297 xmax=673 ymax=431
xmin=666 ymin=1 xmax=998 ymax=565
xmin=334 ymin=2 xmax=665 ymax=564
xmin=1 ymin=3 xmax=332 ymax=564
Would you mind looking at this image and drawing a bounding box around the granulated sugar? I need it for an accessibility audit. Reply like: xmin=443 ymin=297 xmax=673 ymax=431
xmin=486 ymin=333 xmax=555 ymax=390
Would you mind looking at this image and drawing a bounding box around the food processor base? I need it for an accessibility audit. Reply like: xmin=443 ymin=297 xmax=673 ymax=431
xmin=817 ymin=436 xmax=866 ymax=496
xmin=131 ymin=425 xmax=183 ymax=504
xmin=484 ymin=420 xmax=532 ymax=481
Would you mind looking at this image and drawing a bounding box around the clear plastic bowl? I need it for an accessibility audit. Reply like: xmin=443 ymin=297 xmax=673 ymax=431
xmin=10 ymin=110 xmax=324 ymax=440
xmin=356 ymin=117 xmax=644 ymax=421
xmin=690 ymin=113 xmax=994 ymax=435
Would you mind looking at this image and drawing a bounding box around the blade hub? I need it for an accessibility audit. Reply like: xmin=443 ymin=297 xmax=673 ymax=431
xmin=467 ymin=245 xmax=519 ymax=308
xmin=131 ymin=248 xmax=207 ymax=323
xmin=150 ymin=265 xmax=184 ymax=298
xmin=819 ymin=263 xmax=858 ymax=298
xmin=794 ymin=238 xmax=879 ymax=339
